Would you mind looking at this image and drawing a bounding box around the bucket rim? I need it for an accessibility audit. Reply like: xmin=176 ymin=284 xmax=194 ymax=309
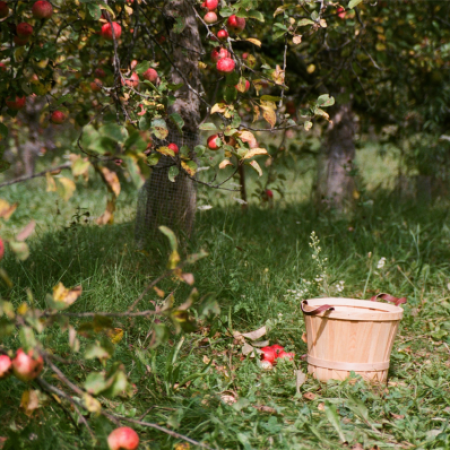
xmin=302 ymin=297 xmax=404 ymax=321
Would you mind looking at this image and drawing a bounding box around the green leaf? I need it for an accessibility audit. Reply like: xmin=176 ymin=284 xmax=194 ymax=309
xmin=168 ymin=166 xmax=179 ymax=182
xmin=147 ymin=153 xmax=161 ymax=166
xmin=324 ymin=404 xmax=346 ymax=442
xmin=159 ymin=226 xmax=178 ymax=251
xmin=199 ymin=123 xmax=218 ymax=131
xmin=151 ymin=119 xmax=169 ymax=139
xmin=348 ymin=0 xmax=363 ymax=9
xmin=304 ymin=121 xmax=313 ymax=131
xmin=194 ymin=145 xmax=206 ymax=157
xmin=297 ymin=18 xmax=314 ymax=26
xmin=84 ymin=372 xmax=108 ymax=395
xmin=169 ymin=113 xmax=184 ymax=134
xmin=248 ymin=10 xmax=265 ymax=22
xmin=87 ymin=3 xmax=101 ymax=20
xmin=85 ymin=343 xmax=112 ymax=361
xmin=9 ymin=241 xmax=30 ymax=261
xmin=173 ymin=17 xmax=186 ymax=34
xmin=19 ymin=326 xmax=37 ymax=351
xmin=139 ymin=115 xmax=150 ymax=131
xmin=317 ymin=94 xmax=335 ymax=107
xmin=219 ymin=6 xmax=234 ymax=17
xmin=98 ymin=123 xmax=128 ymax=143
xmin=135 ymin=60 xmax=151 ymax=75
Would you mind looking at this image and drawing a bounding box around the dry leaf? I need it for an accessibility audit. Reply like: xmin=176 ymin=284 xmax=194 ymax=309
xmin=303 ymin=392 xmax=316 ymax=401
xmin=318 ymin=402 xmax=325 ymax=411
xmin=390 ymin=412 xmax=405 ymax=420
xmin=252 ymin=104 xmax=261 ymax=122
xmin=20 ymin=390 xmax=41 ymax=417
xmin=96 ymin=198 xmax=116 ymax=225
xmin=248 ymin=160 xmax=262 ymax=177
xmin=46 ymin=172 xmax=57 ymax=192
xmin=246 ymin=38 xmax=261 ymax=47
xmin=271 ymin=65 xmax=285 ymax=85
xmin=174 ymin=444 xmax=190 ymax=450
xmin=16 ymin=220 xmax=36 ymax=241
xmin=105 ymin=328 xmax=124 ymax=344
xmin=296 ymin=370 xmax=307 ymax=394
xmin=220 ymin=390 xmax=238 ymax=405
xmin=261 ymin=105 xmax=277 ymax=128
xmin=293 ymin=35 xmax=302 ymax=44
xmin=240 ymin=326 xmax=267 ymax=340
xmin=181 ymin=273 xmax=195 ymax=285
xmin=219 ymin=159 xmax=233 ymax=169
xmin=154 ymin=286 xmax=165 ymax=298
xmin=100 ymin=167 xmax=121 ymax=197
xmin=202 ymin=355 xmax=210 ymax=364
xmin=57 ymin=177 xmax=76 ymax=201
xmin=0 ymin=199 xmax=18 ymax=220
xmin=211 ymin=103 xmax=227 ymax=114
xmin=242 ymin=342 xmax=255 ymax=356
xmin=253 ymin=405 xmax=277 ymax=414
xmin=53 ymin=282 xmax=82 ymax=306
xmin=243 ymin=148 xmax=269 ymax=159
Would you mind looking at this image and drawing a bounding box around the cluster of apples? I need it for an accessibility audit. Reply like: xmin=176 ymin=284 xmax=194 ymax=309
xmin=260 ymin=345 xmax=295 ymax=370
xmin=0 ymin=1 xmax=53 ymax=46
xmin=0 ymin=349 xmax=44 ymax=382
xmin=206 ymin=130 xmax=258 ymax=151
xmin=200 ymin=0 xmax=247 ymax=74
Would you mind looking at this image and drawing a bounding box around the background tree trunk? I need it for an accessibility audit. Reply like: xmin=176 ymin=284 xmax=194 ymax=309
xmin=315 ymin=101 xmax=356 ymax=213
xmin=136 ymin=0 xmax=202 ymax=245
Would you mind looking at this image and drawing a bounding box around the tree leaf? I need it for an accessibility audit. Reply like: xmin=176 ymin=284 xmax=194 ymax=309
xmin=57 ymin=177 xmax=76 ymax=201
xmin=348 ymin=0 xmax=363 ymax=9
xmin=199 ymin=122 xmax=217 ymax=131
xmin=304 ymin=121 xmax=313 ymax=131
xmin=298 ymin=18 xmax=314 ymax=26
xmin=96 ymin=198 xmax=116 ymax=225
xmin=317 ymin=94 xmax=335 ymax=107
xmin=168 ymin=166 xmax=179 ymax=182
xmin=156 ymin=146 xmax=175 ymax=157
xmin=246 ymin=38 xmax=261 ymax=47
xmin=248 ymin=160 xmax=262 ymax=176
xmin=159 ymin=226 xmax=178 ymax=251
xmin=248 ymin=10 xmax=265 ymax=22
xmin=261 ymin=105 xmax=277 ymax=128
xmin=9 ymin=241 xmax=30 ymax=261
xmin=181 ymin=160 xmax=198 ymax=176
xmin=147 ymin=153 xmax=161 ymax=166
xmin=219 ymin=159 xmax=233 ymax=169
xmin=170 ymin=112 xmax=184 ymax=133
xmin=0 ymin=199 xmax=18 ymax=220
xmin=243 ymin=148 xmax=269 ymax=159
xmin=240 ymin=326 xmax=267 ymax=340
xmin=151 ymin=119 xmax=168 ymax=139
xmin=53 ymin=282 xmax=82 ymax=307
xmin=100 ymin=167 xmax=121 ymax=197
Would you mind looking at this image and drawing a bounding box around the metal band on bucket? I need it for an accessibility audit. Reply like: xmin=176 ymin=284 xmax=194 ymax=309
xmin=307 ymin=355 xmax=390 ymax=372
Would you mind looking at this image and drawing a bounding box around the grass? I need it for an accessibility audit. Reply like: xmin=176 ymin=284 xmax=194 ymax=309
xmin=1 ymin=145 xmax=450 ymax=449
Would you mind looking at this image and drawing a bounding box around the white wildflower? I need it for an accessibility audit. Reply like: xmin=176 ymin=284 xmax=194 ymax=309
xmin=377 ymin=257 xmax=387 ymax=269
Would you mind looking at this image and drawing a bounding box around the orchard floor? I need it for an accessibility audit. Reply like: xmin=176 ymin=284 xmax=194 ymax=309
xmin=1 ymin=149 xmax=450 ymax=449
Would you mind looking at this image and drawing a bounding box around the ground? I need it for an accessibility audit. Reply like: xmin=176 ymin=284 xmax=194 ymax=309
xmin=0 ymin=145 xmax=449 ymax=449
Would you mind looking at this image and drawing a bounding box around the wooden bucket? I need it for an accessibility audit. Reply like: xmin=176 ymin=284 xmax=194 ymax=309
xmin=301 ymin=294 xmax=406 ymax=383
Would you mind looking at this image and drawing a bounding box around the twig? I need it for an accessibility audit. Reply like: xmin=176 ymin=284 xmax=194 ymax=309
xmin=0 ymin=163 xmax=71 ymax=189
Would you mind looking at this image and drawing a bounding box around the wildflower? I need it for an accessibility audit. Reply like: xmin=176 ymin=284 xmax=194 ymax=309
xmin=377 ymin=257 xmax=387 ymax=269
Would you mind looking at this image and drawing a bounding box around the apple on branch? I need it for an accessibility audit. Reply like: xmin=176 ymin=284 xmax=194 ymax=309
xmin=168 ymin=143 xmax=179 ymax=155
xmin=201 ymin=0 xmax=218 ymax=11
xmin=32 ymin=1 xmax=53 ymax=19
xmin=216 ymin=57 xmax=235 ymax=74
xmin=6 ymin=96 xmax=27 ymax=110
xmin=204 ymin=11 xmax=217 ymax=24
xmin=227 ymin=15 xmax=246 ymax=34
xmin=142 ymin=68 xmax=158 ymax=83
xmin=217 ymin=30 xmax=229 ymax=41
xmin=101 ymin=22 xmax=122 ymax=40
xmin=51 ymin=110 xmax=67 ymax=124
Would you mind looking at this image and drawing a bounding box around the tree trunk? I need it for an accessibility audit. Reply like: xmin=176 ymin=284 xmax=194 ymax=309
xmin=136 ymin=0 xmax=202 ymax=245
xmin=315 ymin=101 xmax=356 ymax=213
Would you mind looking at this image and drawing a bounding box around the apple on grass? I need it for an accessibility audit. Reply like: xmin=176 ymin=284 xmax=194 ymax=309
xmin=260 ymin=346 xmax=277 ymax=364
xmin=107 ymin=427 xmax=139 ymax=450
xmin=32 ymin=1 xmax=53 ymax=19
xmin=277 ymin=351 xmax=295 ymax=361
xmin=101 ymin=22 xmax=122 ymax=40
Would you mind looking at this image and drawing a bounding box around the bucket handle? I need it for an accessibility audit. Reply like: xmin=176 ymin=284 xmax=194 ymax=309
xmin=370 ymin=293 xmax=407 ymax=306
xmin=301 ymin=300 xmax=335 ymax=316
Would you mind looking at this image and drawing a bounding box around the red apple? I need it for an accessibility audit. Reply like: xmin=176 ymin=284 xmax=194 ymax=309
xmin=235 ymin=78 xmax=250 ymax=93
xmin=216 ymin=57 xmax=235 ymax=74
xmin=242 ymin=52 xmax=249 ymax=60
xmin=0 ymin=1 xmax=9 ymax=18
xmin=337 ymin=6 xmax=346 ymax=19
xmin=101 ymin=22 xmax=122 ymax=40
xmin=0 ymin=62 xmax=6 ymax=72
xmin=265 ymin=189 xmax=273 ymax=199
xmin=12 ymin=349 xmax=44 ymax=382
xmin=142 ymin=68 xmax=158 ymax=83
xmin=121 ymin=72 xmax=139 ymax=88
xmin=14 ymin=35 xmax=30 ymax=46
xmin=227 ymin=15 xmax=246 ymax=34
xmin=0 ymin=355 xmax=11 ymax=379
xmin=271 ymin=344 xmax=283 ymax=354
xmin=90 ymin=79 xmax=103 ymax=92
xmin=278 ymin=351 xmax=295 ymax=361
xmin=51 ymin=110 xmax=66 ymax=124
xmin=130 ymin=59 xmax=138 ymax=70
xmin=168 ymin=143 xmax=179 ymax=155
xmin=201 ymin=0 xmax=218 ymax=11
xmin=217 ymin=30 xmax=229 ymax=41
xmin=107 ymin=427 xmax=139 ymax=450
xmin=32 ymin=1 xmax=53 ymax=19
xmin=261 ymin=346 xmax=277 ymax=364
xmin=6 ymin=96 xmax=26 ymax=110
xmin=0 ymin=237 xmax=4 ymax=260
xmin=95 ymin=68 xmax=106 ymax=78
xmin=204 ymin=11 xmax=217 ymax=24
xmin=207 ymin=134 xmax=221 ymax=150
xmin=285 ymin=100 xmax=296 ymax=115
xmin=17 ymin=23 xmax=34 ymax=37
xmin=211 ymin=47 xmax=230 ymax=63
